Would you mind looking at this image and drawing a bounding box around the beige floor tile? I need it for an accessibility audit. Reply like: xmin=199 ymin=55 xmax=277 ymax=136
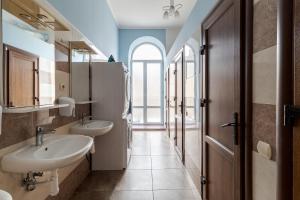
xmin=131 ymin=146 xmax=151 ymax=156
xmin=151 ymin=156 xmax=183 ymax=169
xmin=72 ymin=191 xmax=111 ymax=200
xmin=111 ymin=191 xmax=153 ymax=200
xmin=151 ymin=144 xmax=176 ymax=156
xmin=128 ymin=156 xmax=152 ymax=170
xmin=153 ymin=190 xmax=197 ymax=200
xmin=115 ymin=170 xmax=153 ymax=191
xmin=152 ymin=169 xmax=193 ymax=190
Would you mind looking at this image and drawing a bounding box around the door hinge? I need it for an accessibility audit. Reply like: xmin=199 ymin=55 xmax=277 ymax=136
xmin=201 ymin=176 xmax=207 ymax=185
xmin=34 ymin=97 xmax=40 ymax=102
xmin=34 ymin=69 xmax=39 ymax=74
xmin=173 ymin=69 xmax=177 ymax=74
xmin=200 ymin=45 xmax=208 ymax=55
xmin=200 ymin=99 xmax=208 ymax=107
xmin=284 ymin=104 xmax=300 ymax=126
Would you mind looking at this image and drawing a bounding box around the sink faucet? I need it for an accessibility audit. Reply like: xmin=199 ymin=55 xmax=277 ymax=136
xmin=36 ymin=126 xmax=56 ymax=146
xmin=81 ymin=113 xmax=94 ymax=126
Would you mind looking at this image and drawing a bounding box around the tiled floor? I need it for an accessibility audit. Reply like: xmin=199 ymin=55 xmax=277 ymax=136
xmin=71 ymin=131 xmax=201 ymax=200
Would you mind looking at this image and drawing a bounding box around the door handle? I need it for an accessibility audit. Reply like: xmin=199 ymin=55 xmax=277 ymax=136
xmin=221 ymin=122 xmax=238 ymax=128
xmin=221 ymin=112 xmax=239 ymax=145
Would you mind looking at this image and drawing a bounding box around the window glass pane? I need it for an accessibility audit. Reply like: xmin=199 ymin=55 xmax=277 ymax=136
xmin=133 ymin=108 xmax=144 ymax=123
xmin=147 ymin=63 xmax=161 ymax=107
xmin=185 ymin=45 xmax=195 ymax=61
xmin=147 ymin=108 xmax=161 ymax=123
xmin=132 ymin=62 xmax=144 ymax=107
xmin=132 ymin=44 xmax=162 ymax=60
xmin=186 ymin=62 xmax=195 ymax=78
xmin=186 ymin=77 xmax=195 ymax=98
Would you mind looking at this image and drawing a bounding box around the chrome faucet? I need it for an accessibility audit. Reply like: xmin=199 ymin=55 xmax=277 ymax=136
xmin=36 ymin=126 xmax=56 ymax=146
xmin=81 ymin=113 xmax=93 ymax=126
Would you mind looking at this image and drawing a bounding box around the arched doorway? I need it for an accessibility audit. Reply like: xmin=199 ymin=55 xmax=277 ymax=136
xmin=130 ymin=43 xmax=164 ymax=124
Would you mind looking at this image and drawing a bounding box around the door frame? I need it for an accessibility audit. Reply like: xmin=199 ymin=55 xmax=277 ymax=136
xmin=200 ymin=0 xmax=251 ymax=199
xmin=277 ymin=0 xmax=293 ymax=199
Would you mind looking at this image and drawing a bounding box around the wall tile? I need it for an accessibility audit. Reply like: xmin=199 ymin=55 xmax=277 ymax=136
xmin=253 ymin=151 xmax=277 ymax=200
xmin=0 ymin=113 xmax=35 ymax=149
xmin=253 ymin=0 xmax=277 ymax=53
xmin=252 ymin=103 xmax=276 ymax=161
xmin=254 ymin=0 xmax=262 ymax=5
xmin=253 ymin=46 xmax=277 ymax=105
xmin=56 ymin=62 xmax=70 ymax=73
xmin=55 ymin=70 xmax=70 ymax=98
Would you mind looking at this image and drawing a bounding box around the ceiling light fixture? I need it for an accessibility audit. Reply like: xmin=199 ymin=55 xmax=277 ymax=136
xmin=163 ymin=0 xmax=183 ymax=19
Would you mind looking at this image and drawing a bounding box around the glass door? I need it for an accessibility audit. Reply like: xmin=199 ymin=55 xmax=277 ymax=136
xmin=132 ymin=62 xmax=144 ymax=124
xmin=132 ymin=61 xmax=163 ymax=124
xmin=146 ymin=62 xmax=163 ymax=123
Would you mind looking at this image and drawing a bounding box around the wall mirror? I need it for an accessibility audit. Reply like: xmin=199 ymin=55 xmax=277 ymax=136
xmin=1 ymin=0 xmax=99 ymax=108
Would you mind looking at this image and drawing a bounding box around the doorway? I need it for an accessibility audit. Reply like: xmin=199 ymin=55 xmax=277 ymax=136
xmin=131 ymin=43 xmax=164 ymax=125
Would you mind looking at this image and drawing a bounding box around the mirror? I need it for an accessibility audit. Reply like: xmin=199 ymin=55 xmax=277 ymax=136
xmin=1 ymin=0 xmax=97 ymax=108
xmin=70 ymin=45 xmax=91 ymax=102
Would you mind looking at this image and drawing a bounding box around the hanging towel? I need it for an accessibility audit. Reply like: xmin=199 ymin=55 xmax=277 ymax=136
xmin=58 ymin=97 xmax=76 ymax=117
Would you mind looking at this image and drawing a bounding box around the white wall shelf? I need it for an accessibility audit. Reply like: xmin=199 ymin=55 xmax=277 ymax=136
xmin=3 ymin=104 xmax=69 ymax=114
xmin=75 ymin=100 xmax=97 ymax=105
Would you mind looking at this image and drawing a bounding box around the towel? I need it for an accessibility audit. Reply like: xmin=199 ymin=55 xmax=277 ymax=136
xmin=58 ymin=97 xmax=76 ymax=117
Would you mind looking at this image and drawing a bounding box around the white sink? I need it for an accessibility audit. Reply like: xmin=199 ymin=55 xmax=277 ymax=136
xmin=70 ymin=120 xmax=114 ymax=137
xmin=1 ymin=134 xmax=93 ymax=173
xmin=0 ymin=190 xmax=12 ymax=200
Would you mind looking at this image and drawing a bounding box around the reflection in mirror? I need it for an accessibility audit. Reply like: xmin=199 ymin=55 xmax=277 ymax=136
xmin=2 ymin=3 xmax=56 ymax=107
xmin=55 ymin=42 xmax=70 ymax=100
xmin=71 ymin=48 xmax=90 ymax=102
xmin=2 ymin=0 xmax=105 ymax=109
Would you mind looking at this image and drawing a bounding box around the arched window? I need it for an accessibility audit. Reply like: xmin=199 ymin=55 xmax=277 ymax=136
xmin=132 ymin=43 xmax=163 ymax=61
xmin=130 ymin=43 xmax=164 ymax=124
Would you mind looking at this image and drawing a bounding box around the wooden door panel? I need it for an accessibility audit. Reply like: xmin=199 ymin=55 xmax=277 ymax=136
xmin=202 ymin=0 xmax=242 ymax=199
xmin=8 ymin=48 xmax=38 ymax=107
xmin=207 ymin=4 xmax=235 ymax=151
xmin=206 ymin=142 xmax=234 ymax=200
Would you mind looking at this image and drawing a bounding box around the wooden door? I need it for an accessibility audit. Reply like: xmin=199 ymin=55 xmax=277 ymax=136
xmin=202 ymin=0 xmax=242 ymax=199
xmin=175 ymin=52 xmax=185 ymax=161
xmin=169 ymin=63 xmax=177 ymax=143
xmin=7 ymin=47 xmax=38 ymax=107
xmin=166 ymin=68 xmax=170 ymax=136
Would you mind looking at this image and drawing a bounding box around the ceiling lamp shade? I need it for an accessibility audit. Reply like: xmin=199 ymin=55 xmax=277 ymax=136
xmin=162 ymin=0 xmax=183 ymax=19
xmin=163 ymin=10 xmax=169 ymax=19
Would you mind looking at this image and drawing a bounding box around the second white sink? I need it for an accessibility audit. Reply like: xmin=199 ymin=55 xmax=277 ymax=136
xmin=70 ymin=120 xmax=114 ymax=137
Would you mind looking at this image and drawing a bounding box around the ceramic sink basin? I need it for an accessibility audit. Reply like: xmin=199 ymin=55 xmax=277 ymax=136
xmin=1 ymin=134 xmax=93 ymax=173
xmin=70 ymin=120 xmax=114 ymax=137
xmin=0 ymin=190 xmax=12 ymax=200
